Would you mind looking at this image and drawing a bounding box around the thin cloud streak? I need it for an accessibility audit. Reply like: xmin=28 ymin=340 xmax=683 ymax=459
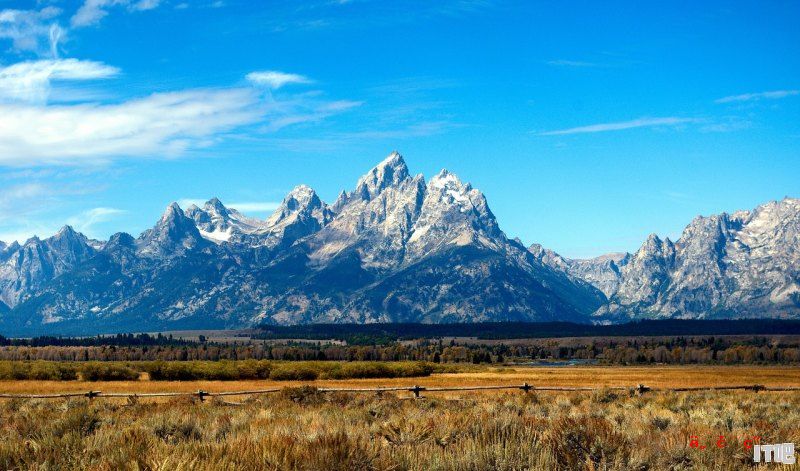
xmin=246 ymin=71 xmax=312 ymax=89
xmin=65 ymin=207 xmax=126 ymax=237
xmin=547 ymin=59 xmax=599 ymax=68
xmin=71 ymin=0 xmax=162 ymax=28
xmin=0 ymin=63 xmax=357 ymax=166
xmin=0 ymin=88 xmax=265 ymax=166
xmin=0 ymin=7 xmax=64 ymax=57
xmin=0 ymin=59 xmax=119 ymax=104
xmin=539 ymin=117 xmax=697 ymax=136
xmin=715 ymin=89 xmax=799 ymax=104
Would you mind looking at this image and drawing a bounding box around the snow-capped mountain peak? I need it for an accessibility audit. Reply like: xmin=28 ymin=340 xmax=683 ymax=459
xmin=137 ymin=202 xmax=205 ymax=256
xmin=353 ymin=151 xmax=411 ymax=201
xmin=1 ymin=152 xmax=798 ymax=334
xmin=186 ymin=198 xmax=270 ymax=244
xmin=266 ymin=184 xmax=325 ymax=226
xmin=160 ymin=202 xmax=183 ymax=223
xmin=533 ymin=196 xmax=800 ymax=322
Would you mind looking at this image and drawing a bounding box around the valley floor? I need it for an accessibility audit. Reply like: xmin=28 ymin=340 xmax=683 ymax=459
xmin=0 ymin=366 xmax=798 ymax=470
xmin=0 ymin=365 xmax=798 ymax=395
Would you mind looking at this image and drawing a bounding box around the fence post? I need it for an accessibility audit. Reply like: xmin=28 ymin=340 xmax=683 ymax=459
xmin=520 ymin=382 xmax=533 ymax=393
xmin=85 ymin=391 xmax=100 ymax=401
xmin=196 ymin=390 xmax=209 ymax=402
xmin=410 ymin=385 xmax=425 ymax=399
xmin=752 ymin=384 xmax=765 ymax=393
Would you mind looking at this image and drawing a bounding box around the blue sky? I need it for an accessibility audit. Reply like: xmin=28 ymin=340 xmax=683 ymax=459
xmin=0 ymin=0 xmax=797 ymax=258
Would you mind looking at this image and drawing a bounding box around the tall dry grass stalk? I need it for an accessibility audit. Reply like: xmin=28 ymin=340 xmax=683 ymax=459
xmin=0 ymin=388 xmax=797 ymax=470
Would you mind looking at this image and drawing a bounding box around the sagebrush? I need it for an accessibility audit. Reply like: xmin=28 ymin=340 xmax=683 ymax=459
xmin=0 ymin=389 xmax=797 ymax=470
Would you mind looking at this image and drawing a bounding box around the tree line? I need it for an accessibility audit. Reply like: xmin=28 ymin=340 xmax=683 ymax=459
xmin=0 ymin=336 xmax=798 ymax=365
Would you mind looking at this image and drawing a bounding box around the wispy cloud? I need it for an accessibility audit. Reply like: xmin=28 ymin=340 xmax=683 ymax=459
xmin=71 ymin=0 xmax=117 ymax=27
xmin=71 ymin=0 xmax=162 ymax=28
xmin=65 ymin=207 xmax=126 ymax=237
xmin=698 ymin=116 xmax=752 ymax=133
xmin=246 ymin=71 xmax=312 ymax=89
xmin=715 ymin=89 xmax=799 ymax=104
xmin=547 ymin=59 xmax=599 ymax=68
xmin=0 ymin=183 xmax=52 ymax=217
xmin=0 ymin=88 xmax=264 ymax=166
xmin=336 ymin=121 xmax=456 ymax=140
xmin=269 ymin=121 xmax=457 ymax=153
xmin=0 ymin=61 xmax=358 ymax=166
xmin=0 ymin=179 xmax=107 ymax=242
xmin=0 ymin=7 xmax=65 ymax=57
xmin=259 ymin=99 xmax=362 ymax=132
xmin=539 ymin=117 xmax=697 ymax=136
xmin=0 ymin=59 xmax=119 ymax=103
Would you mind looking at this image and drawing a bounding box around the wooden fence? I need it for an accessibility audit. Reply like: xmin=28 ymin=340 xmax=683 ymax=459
xmin=1 ymin=383 xmax=799 ymax=401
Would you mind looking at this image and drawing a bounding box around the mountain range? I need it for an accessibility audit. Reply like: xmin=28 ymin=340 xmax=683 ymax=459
xmin=1 ymin=152 xmax=798 ymax=335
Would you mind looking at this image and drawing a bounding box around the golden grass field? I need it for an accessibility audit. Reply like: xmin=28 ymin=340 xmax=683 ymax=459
xmin=0 ymin=365 xmax=798 ymax=395
xmin=1 ymin=365 xmax=798 ymax=470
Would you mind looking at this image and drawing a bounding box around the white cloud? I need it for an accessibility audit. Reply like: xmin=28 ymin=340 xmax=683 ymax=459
xmin=177 ymin=198 xmax=205 ymax=209
xmin=71 ymin=0 xmax=161 ymax=28
xmin=699 ymin=116 xmax=752 ymax=133
xmin=0 ymin=182 xmax=84 ymax=242
xmin=547 ymin=59 xmax=598 ymax=67
xmin=0 ymin=182 xmax=51 ymax=217
xmin=131 ymin=0 xmax=162 ymax=12
xmin=539 ymin=117 xmax=696 ymax=136
xmin=0 ymin=62 xmax=358 ymax=166
xmin=71 ymin=0 xmax=121 ymax=27
xmin=65 ymin=207 xmax=126 ymax=237
xmin=246 ymin=70 xmax=312 ymax=89
xmin=715 ymin=89 xmax=799 ymax=104
xmin=260 ymin=99 xmax=362 ymax=132
xmin=0 ymin=7 xmax=64 ymax=56
xmin=0 ymin=59 xmax=119 ymax=103
xmin=0 ymin=88 xmax=265 ymax=165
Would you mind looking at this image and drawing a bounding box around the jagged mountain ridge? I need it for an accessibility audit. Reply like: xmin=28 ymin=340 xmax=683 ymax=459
xmin=0 ymin=152 xmax=604 ymax=335
xmin=531 ymin=197 xmax=800 ymax=322
xmin=1 ymin=153 xmax=797 ymax=335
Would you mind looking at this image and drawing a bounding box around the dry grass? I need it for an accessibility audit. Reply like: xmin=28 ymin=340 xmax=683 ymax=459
xmin=0 ymin=365 xmax=797 ymax=396
xmin=0 ymin=366 xmax=797 ymax=469
xmin=0 ymin=384 xmax=798 ymax=469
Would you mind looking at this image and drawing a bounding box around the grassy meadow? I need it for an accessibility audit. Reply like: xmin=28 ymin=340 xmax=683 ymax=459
xmin=1 ymin=383 xmax=798 ymax=470
xmin=0 ymin=365 xmax=798 ymax=469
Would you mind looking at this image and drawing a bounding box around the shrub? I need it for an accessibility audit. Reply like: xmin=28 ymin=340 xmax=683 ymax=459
xmin=269 ymin=364 xmax=320 ymax=381
xmin=0 ymin=360 xmax=435 ymax=382
xmin=29 ymin=361 xmax=79 ymax=381
xmin=80 ymin=363 xmax=140 ymax=381
xmin=279 ymin=386 xmax=325 ymax=404
xmin=234 ymin=359 xmax=273 ymax=379
xmin=0 ymin=361 xmax=79 ymax=381
xmin=152 ymin=416 xmax=203 ymax=444
xmin=53 ymin=406 xmax=101 ymax=437
xmin=143 ymin=360 xmax=270 ymax=381
xmin=323 ymin=361 xmax=434 ymax=380
xmin=545 ymin=416 xmax=631 ymax=469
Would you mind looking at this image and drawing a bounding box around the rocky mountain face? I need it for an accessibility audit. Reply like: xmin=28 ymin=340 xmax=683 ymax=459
xmin=0 ymin=152 xmax=605 ymax=335
xmin=0 ymin=152 xmax=797 ymax=335
xmin=532 ymin=198 xmax=800 ymax=322
xmin=0 ymin=227 xmax=96 ymax=321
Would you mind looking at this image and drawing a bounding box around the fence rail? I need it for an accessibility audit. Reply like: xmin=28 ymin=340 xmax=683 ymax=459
xmin=1 ymin=383 xmax=799 ymax=401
